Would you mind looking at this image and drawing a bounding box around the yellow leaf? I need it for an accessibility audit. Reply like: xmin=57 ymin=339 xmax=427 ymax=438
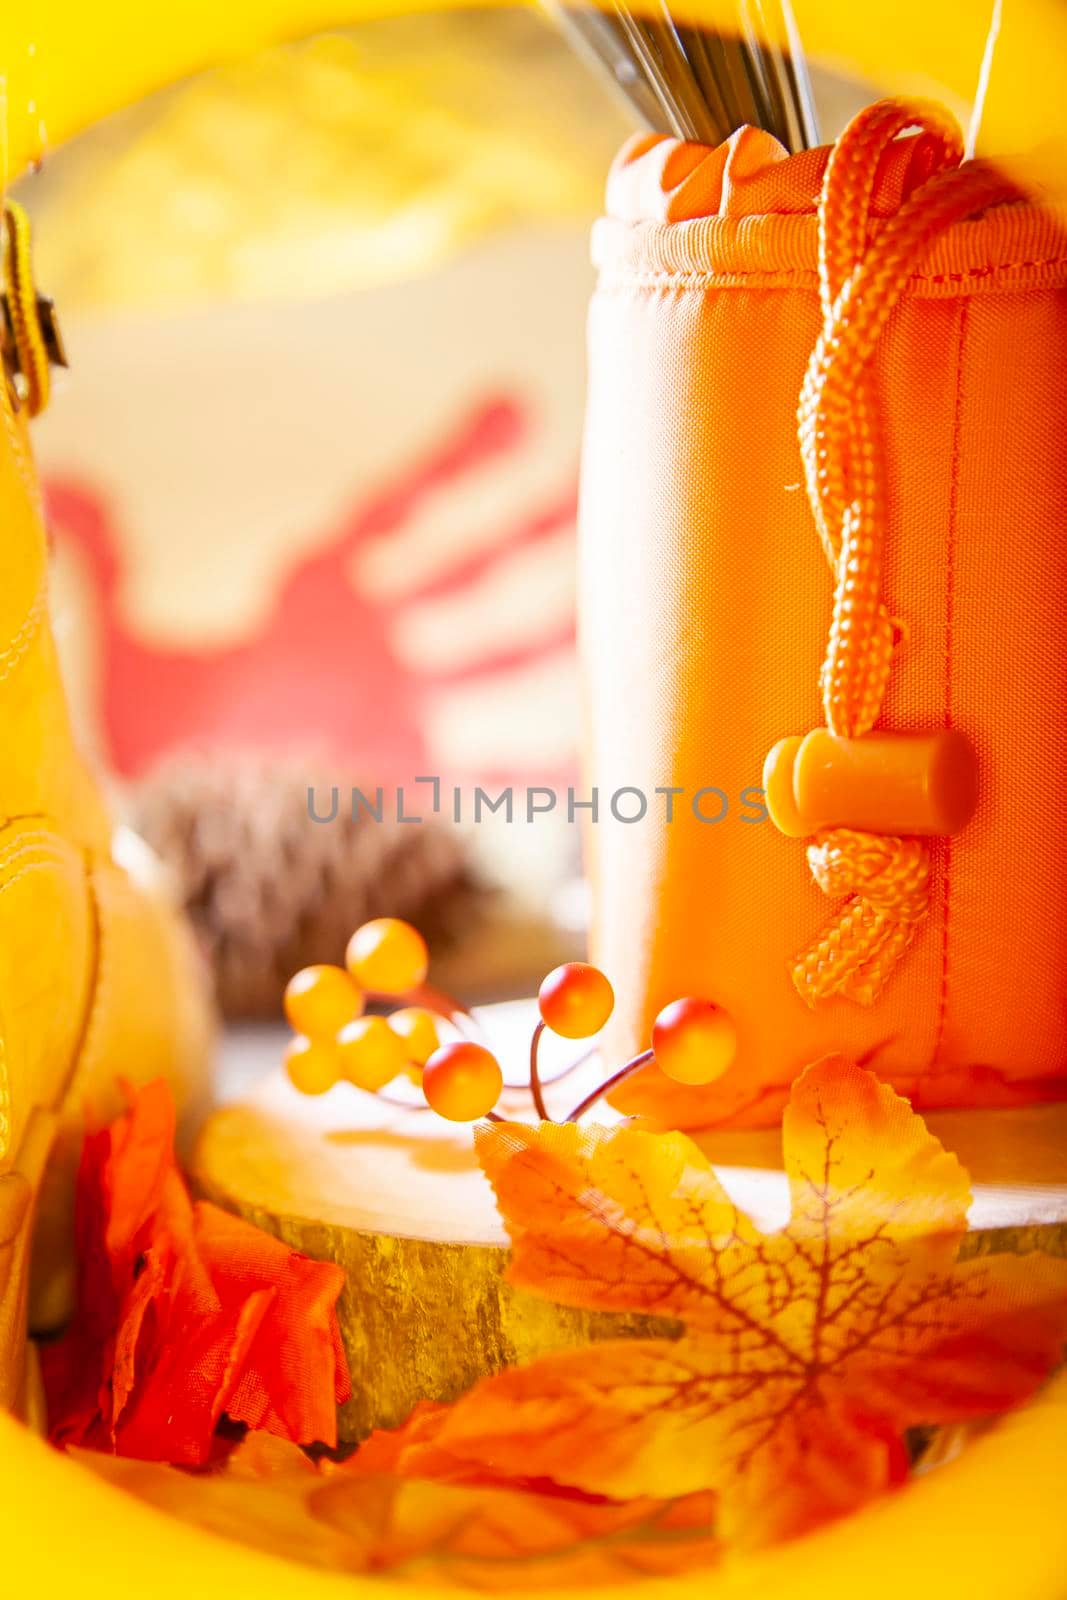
xmin=376 ymin=1060 xmax=1067 ymax=1546
xmin=314 ymin=1475 xmax=720 ymax=1587
xmin=76 ymin=1433 xmax=721 ymax=1587
xmin=73 ymin=1435 xmax=355 ymax=1571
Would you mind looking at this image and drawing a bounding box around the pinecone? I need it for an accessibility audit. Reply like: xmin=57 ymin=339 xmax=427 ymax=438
xmin=130 ymin=756 xmax=487 ymax=1019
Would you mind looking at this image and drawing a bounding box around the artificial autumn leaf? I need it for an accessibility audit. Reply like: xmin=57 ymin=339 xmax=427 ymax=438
xmin=76 ymin=1434 xmax=357 ymax=1571
xmin=79 ymin=1431 xmax=721 ymax=1587
xmin=193 ymin=1203 xmax=352 ymax=1441
xmin=368 ymin=1058 xmax=1067 ymax=1546
xmin=313 ymin=1473 xmax=721 ymax=1587
xmin=42 ymin=1080 xmax=350 ymax=1463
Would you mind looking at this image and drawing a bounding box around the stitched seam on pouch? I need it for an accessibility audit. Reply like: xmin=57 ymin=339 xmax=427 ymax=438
xmin=929 ymin=301 xmax=969 ymax=1069
xmin=596 ymin=270 xmax=818 ymax=292
xmin=596 ymin=254 xmax=1067 ymax=294
xmin=0 ymin=584 xmax=47 ymax=683
xmin=921 ymin=255 xmax=1067 ymax=278
xmin=0 ymin=832 xmax=67 ymax=868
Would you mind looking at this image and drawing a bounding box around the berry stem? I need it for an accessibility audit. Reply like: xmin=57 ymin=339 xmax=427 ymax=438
xmin=376 ymin=1086 xmax=431 ymax=1112
xmin=564 ymin=1049 xmax=654 ymax=1123
xmin=540 ymin=1041 xmax=598 ymax=1087
xmin=373 ymin=983 xmax=488 ymax=1044
xmin=528 ymin=1020 xmax=550 ymax=1122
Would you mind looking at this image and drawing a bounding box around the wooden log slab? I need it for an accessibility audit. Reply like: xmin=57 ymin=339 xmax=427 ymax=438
xmin=192 ymin=1003 xmax=1067 ymax=1443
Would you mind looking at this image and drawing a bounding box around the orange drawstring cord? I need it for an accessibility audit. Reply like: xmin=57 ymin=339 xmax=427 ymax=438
xmin=2 ymin=199 xmax=52 ymax=418
xmin=791 ymin=100 xmax=1018 ymax=1007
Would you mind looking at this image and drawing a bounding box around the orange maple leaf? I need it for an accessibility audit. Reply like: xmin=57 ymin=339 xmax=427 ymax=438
xmin=79 ymin=1432 xmax=722 ymax=1587
xmin=370 ymin=1059 xmax=1067 ymax=1546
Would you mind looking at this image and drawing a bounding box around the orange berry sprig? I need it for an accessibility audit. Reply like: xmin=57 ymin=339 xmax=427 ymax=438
xmin=336 ymin=1017 xmax=410 ymax=1092
xmin=651 ymin=997 xmax=737 ymax=1085
xmin=560 ymin=996 xmax=736 ymax=1122
xmin=530 ymin=963 xmax=615 ymax=1119
xmin=283 ymin=918 xmax=444 ymax=1102
xmin=534 ymin=963 xmax=737 ymax=1121
xmin=389 ymin=1007 xmax=443 ymax=1078
xmin=346 ymin=916 xmax=429 ymax=996
xmin=282 ymin=921 xmax=738 ymax=1124
xmin=423 ymin=1042 xmax=504 ymax=1121
xmin=284 ymin=1035 xmax=345 ymax=1097
xmin=284 ymin=963 xmax=365 ymax=1039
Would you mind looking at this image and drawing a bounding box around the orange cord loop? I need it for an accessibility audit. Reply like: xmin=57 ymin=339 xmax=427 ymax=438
xmin=792 ymin=830 xmax=931 ymax=1005
xmin=791 ymin=100 xmax=1018 ymax=1007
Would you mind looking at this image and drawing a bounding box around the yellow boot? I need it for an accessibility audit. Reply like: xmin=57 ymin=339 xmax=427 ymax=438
xmin=0 ymin=200 xmax=213 ymax=1418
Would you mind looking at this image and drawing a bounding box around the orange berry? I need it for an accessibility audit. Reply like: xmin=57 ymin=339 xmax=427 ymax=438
xmin=422 ymin=1041 xmax=503 ymax=1122
xmin=283 ymin=964 xmax=364 ymax=1038
xmin=651 ymin=998 xmax=737 ymax=1085
xmin=346 ymin=918 xmax=429 ymax=996
xmin=285 ymin=1035 xmax=341 ymax=1096
xmin=388 ymin=1006 xmax=441 ymax=1068
xmin=336 ymin=1015 xmax=409 ymax=1092
xmin=537 ymin=962 xmax=615 ymax=1039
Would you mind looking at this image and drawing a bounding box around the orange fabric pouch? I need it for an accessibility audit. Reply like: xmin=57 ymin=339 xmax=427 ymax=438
xmin=581 ymin=100 xmax=1067 ymax=1127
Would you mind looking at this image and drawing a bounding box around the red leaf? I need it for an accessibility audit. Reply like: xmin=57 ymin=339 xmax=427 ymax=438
xmin=42 ymin=1081 xmax=349 ymax=1464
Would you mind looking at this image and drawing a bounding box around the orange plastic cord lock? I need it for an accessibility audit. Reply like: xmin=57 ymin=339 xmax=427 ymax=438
xmin=763 ymin=729 xmax=980 ymax=840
